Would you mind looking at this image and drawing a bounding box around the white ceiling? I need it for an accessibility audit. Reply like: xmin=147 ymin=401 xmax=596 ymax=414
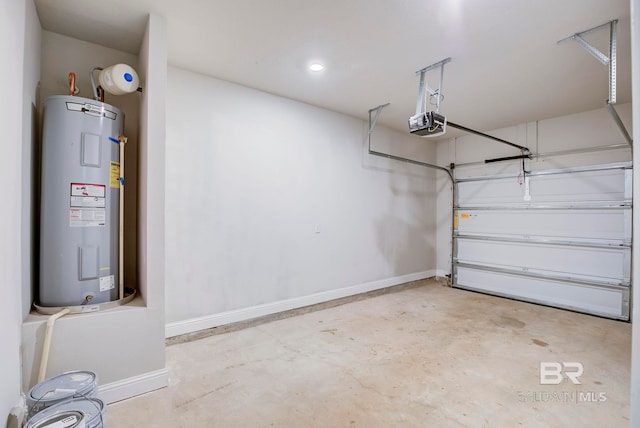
xmin=35 ymin=0 xmax=632 ymax=138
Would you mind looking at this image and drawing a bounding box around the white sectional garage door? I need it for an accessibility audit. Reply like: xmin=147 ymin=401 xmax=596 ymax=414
xmin=452 ymin=163 xmax=632 ymax=320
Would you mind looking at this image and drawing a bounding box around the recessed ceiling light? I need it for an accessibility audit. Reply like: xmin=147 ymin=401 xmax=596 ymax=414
xmin=309 ymin=63 xmax=324 ymax=72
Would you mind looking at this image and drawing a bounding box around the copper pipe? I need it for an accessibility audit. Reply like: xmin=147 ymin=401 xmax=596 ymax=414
xmin=68 ymin=72 xmax=76 ymax=96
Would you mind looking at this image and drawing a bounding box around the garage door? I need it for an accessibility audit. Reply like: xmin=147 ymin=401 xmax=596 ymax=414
xmin=452 ymin=163 xmax=632 ymax=320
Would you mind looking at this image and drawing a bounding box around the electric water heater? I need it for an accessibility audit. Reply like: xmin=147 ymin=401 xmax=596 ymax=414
xmin=39 ymin=95 xmax=123 ymax=307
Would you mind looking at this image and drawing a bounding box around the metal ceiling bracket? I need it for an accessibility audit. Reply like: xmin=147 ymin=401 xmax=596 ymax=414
xmin=415 ymin=57 xmax=451 ymax=115
xmin=558 ymin=20 xmax=618 ymax=102
xmin=558 ymin=19 xmax=631 ymax=147
xmin=608 ymin=20 xmax=617 ymax=104
xmin=571 ymin=34 xmax=611 ymax=65
xmin=368 ymin=103 xmax=390 ymax=134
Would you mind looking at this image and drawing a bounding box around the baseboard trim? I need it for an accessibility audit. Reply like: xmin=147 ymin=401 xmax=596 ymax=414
xmin=166 ymin=270 xmax=435 ymax=338
xmin=98 ymin=368 xmax=168 ymax=404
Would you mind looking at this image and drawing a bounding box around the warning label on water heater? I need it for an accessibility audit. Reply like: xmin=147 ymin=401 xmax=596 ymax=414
xmin=110 ymin=162 xmax=120 ymax=188
xmin=69 ymin=208 xmax=106 ymax=227
xmin=71 ymin=183 xmax=105 ymax=197
xmin=99 ymin=275 xmax=115 ymax=292
xmin=69 ymin=183 xmax=106 ymax=227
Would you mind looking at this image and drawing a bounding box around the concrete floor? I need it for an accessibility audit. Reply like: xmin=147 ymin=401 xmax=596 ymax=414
xmin=108 ymin=279 xmax=631 ymax=427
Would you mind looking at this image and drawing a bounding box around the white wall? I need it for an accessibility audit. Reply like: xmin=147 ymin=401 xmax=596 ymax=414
xmin=436 ymin=103 xmax=633 ymax=274
xmin=138 ymin=14 xmax=167 ymax=309
xmin=165 ymin=67 xmax=437 ymax=333
xmin=2 ymin=0 xmax=28 ymax=419
xmin=21 ymin=0 xmax=41 ymax=322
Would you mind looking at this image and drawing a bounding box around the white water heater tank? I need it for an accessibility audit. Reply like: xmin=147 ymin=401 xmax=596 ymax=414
xmin=39 ymin=95 xmax=123 ymax=306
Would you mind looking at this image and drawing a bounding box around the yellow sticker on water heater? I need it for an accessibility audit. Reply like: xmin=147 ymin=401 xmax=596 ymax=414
xmin=454 ymin=215 xmax=459 ymax=229
xmin=110 ymin=162 xmax=120 ymax=188
xmin=460 ymin=213 xmax=470 ymax=219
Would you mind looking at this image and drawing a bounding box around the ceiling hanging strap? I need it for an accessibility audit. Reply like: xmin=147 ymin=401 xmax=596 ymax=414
xmin=558 ymin=19 xmax=631 ymax=146
xmin=415 ymin=69 xmax=427 ymax=116
xmin=436 ymin=57 xmax=446 ymax=113
xmin=608 ymin=19 xmax=618 ymax=105
xmin=414 ymin=57 xmax=451 ymax=116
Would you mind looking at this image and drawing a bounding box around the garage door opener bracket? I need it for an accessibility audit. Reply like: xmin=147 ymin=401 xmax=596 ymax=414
xmin=558 ymin=19 xmax=632 ymax=146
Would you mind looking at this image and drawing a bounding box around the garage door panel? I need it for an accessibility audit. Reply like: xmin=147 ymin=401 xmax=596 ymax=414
xmin=456 ymin=209 xmax=631 ymax=242
xmin=457 ymin=179 xmax=525 ymax=206
xmin=456 ymin=238 xmax=630 ymax=283
xmin=528 ymin=170 xmax=629 ymax=203
xmin=457 ymin=168 xmax=630 ymax=206
xmin=455 ymin=266 xmax=629 ymax=320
